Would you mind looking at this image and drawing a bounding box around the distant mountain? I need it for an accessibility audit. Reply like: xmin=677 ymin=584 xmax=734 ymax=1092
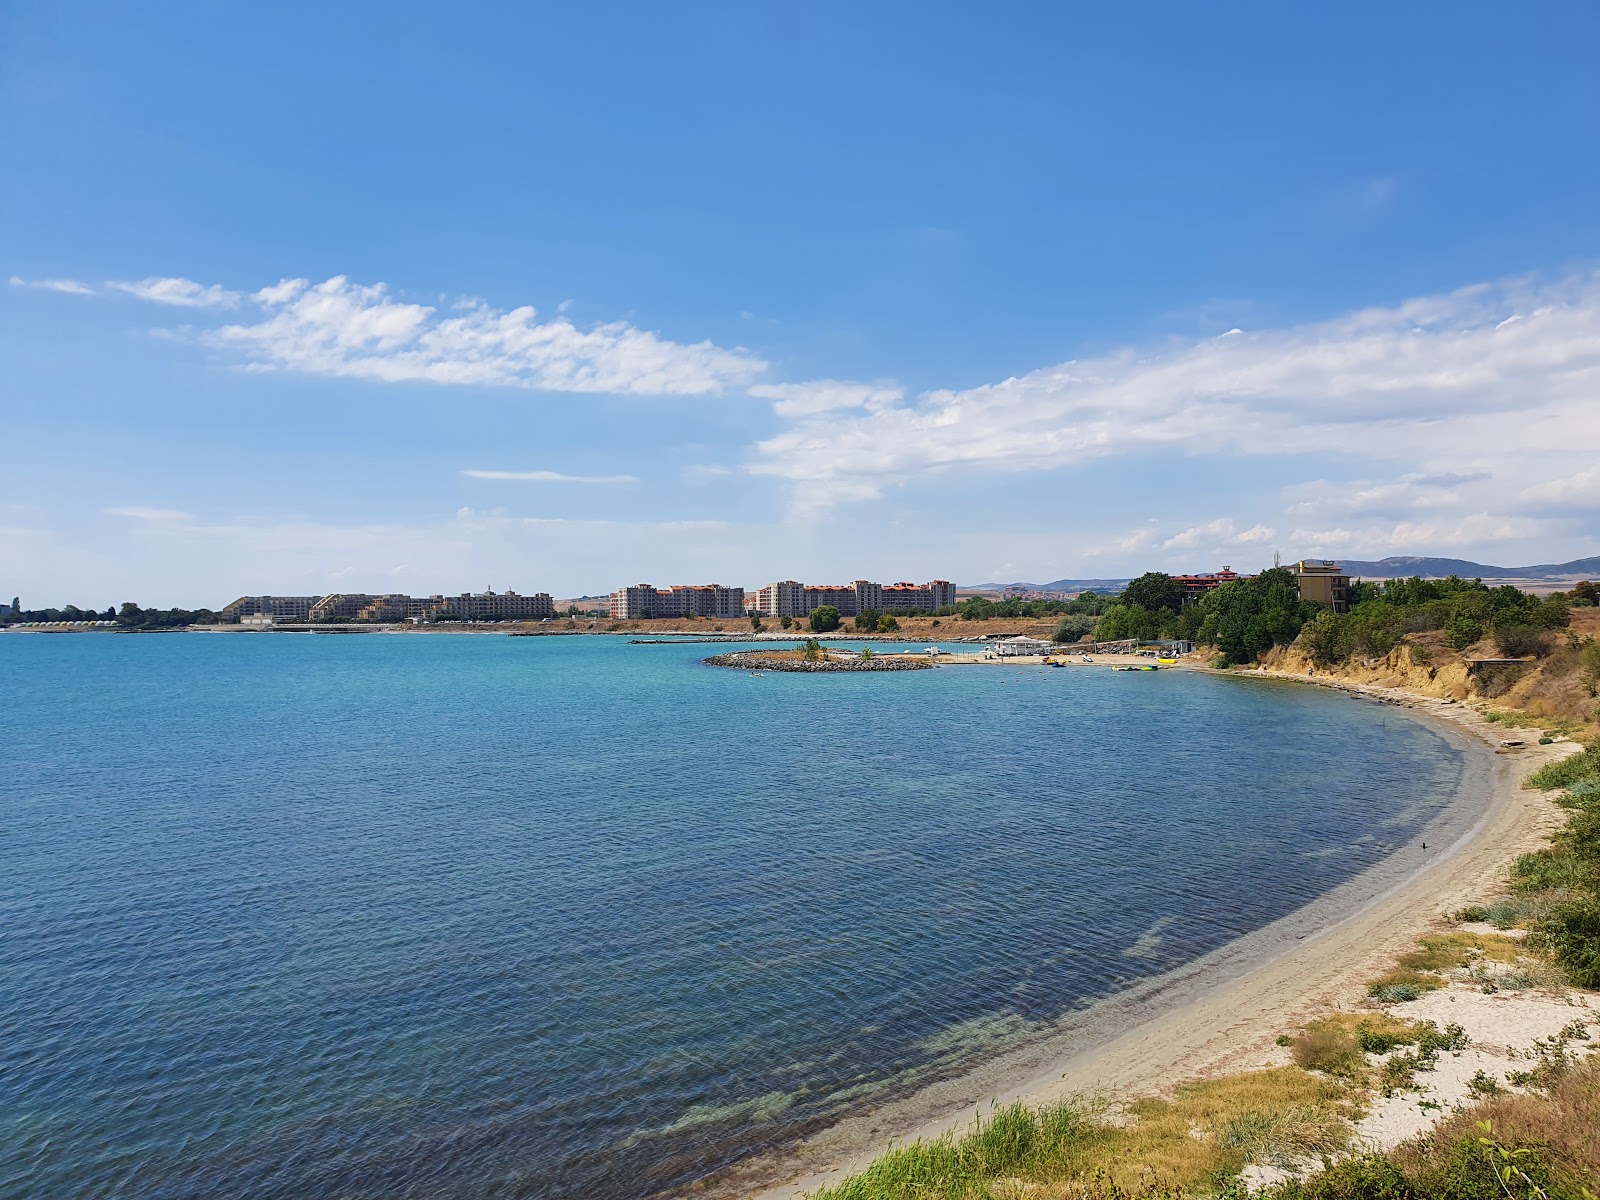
xmin=1332 ymin=556 xmax=1600 ymax=579
xmin=964 ymin=555 xmax=1600 ymax=593
xmin=963 ymin=578 xmax=1133 ymax=594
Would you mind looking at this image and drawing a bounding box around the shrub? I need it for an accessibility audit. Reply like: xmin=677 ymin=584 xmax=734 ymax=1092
xmin=1529 ymin=742 xmax=1600 ymax=791
xmin=1301 ymin=609 xmax=1353 ymax=665
xmin=1446 ymin=615 xmax=1484 ymax=650
xmin=1368 ymin=983 xmax=1422 ymax=1004
xmin=1494 ymin=623 xmax=1546 ymax=658
xmin=877 ymin=614 xmax=899 ymax=633
xmin=1052 ymin=615 xmax=1096 ymax=644
xmin=1543 ymin=898 xmax=1600 ymax=988
xmin=809 ymin=605 xmax=841 ymax=633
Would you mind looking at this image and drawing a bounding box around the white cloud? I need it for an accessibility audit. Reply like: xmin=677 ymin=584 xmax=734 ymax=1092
xmin=749 ymin=378 xmax=904 ymax=417
xmin=1519 ymin=465 xmax=1600 ymax=509
xmin=107 ymin=277 xmax=240 ymax=308
xmin=103 ymin=506 xmax=193 ymax=521
xmin=26 ymin=271 xmax=765 ymax=397
xmin=1285 ymin=471 xmax=1494 ymax=517
xmin=461 ymin=469 xmax=638 ymax=484
xmin=1162 ymin=518 xmax=1238 ymax=551
xmin=10 ymin=275 xmax=95 ymax=295
xmin=205 ymin=276 xmax=764 ymax=395
xmin=748 ymin=273 xmax=1600 ymax=507
xmin=1290 ymin=513 xmax=1553 ymax=554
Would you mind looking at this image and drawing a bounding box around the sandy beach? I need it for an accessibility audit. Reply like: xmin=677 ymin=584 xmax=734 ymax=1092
xmin=707 ymin=669 xmax=1578 ymax=1200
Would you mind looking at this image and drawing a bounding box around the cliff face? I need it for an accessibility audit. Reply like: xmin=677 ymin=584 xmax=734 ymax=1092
xmin=1252 ymin=607 xmax=1599 ymax=731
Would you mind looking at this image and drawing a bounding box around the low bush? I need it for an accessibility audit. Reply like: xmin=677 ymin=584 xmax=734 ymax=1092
xmin=1494 ymin=623 xmax=1547 ymax=658
xmin=1543 ymin=898 xmax=1600 ymax=989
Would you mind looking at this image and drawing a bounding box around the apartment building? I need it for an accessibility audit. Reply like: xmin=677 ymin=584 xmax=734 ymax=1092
xmin=1169 ymin=566 xmax=1246 ymax=603
xmin=1294 ymin=560 xmax=1350 ymax=613
xmin=608 ymin=584 xmax=746 ymax=619
xmin=750 ymin=578 xmax=957 ymax=617
xmin=434 ymin=590 xmax=555 ymax=621
xmin=221 ymin=595 xmax=323 ymax=621
xmin=303 ymin=590 xmax=557 ymax=622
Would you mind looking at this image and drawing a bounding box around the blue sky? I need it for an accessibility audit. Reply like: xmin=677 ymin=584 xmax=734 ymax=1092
xmin=4 ymin=3 xmax=1599 ymax=605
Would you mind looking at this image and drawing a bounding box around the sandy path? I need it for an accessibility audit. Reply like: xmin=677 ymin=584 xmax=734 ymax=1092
xmin=719 ymin=673 xmax=1576 ymax=1200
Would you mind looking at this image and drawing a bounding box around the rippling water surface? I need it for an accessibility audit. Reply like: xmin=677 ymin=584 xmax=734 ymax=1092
xmin=0 ymin=633 xmax=1462 ymax=1199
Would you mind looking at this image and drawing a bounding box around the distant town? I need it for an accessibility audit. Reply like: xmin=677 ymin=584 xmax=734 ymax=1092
xmin=1 ymin=566 xmax=1351 ymax=628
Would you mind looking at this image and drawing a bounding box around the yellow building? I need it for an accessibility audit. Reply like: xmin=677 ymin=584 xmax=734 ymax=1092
xmin=1294 ymin=560 xmax=1350 ymax=612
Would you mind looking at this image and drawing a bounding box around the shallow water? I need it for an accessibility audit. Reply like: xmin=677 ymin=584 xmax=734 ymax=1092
xmin=0 ymin=633 xmax=1461 ymax=1199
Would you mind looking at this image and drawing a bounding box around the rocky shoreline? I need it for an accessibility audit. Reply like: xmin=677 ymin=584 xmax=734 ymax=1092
xmin=705 ymin=650 xmax=932 ymax=672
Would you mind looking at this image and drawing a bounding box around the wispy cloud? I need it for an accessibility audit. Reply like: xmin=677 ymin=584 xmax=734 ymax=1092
xmin=103 ymin=506 xmax=194 ymax=521
xmin=10 ymin=275 xmax=95 ymax=295
xmin=21 ymin=271 xmax=766 ymax=397
xmin=749 ymin=378 xmax=904 ymax=418
xmin=208 ymin=276 xmax=764 ymax=394
xmin=461 ymin=469 xmax=639 ymax=484
xmin=107 ymin=277 xmax=240 ymax=308
xmin=748 ymin=273 xmax=1600 ymax=513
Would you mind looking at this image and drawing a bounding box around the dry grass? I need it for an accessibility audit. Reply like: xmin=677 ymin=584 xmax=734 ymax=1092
xmin=809 ymin=1068 xmax=1353 ymax=1200
xmin=1391 ymin=1057 xmax=1600 ymax=1197
xmin=1290 ymin=1013 xmax=1413 ymax=1078
xmin=1398 ymin=931 xmax=1526 ymax=972
xmin=1364 ymin=965 xmax=1448 ymax=998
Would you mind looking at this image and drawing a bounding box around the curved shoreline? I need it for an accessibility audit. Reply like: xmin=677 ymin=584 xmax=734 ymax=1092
xmin=689 ymin=672 xmax=1570 ymax=1200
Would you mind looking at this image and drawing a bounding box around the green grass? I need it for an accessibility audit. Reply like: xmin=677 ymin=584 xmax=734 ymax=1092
xmin=807 ymin=1101 xmax=1097 ymax=1200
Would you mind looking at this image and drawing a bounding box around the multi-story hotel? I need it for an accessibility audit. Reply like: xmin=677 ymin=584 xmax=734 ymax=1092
xmin=221 ymin=595 xmax=324 ymax=621
xmin=608 ymin=584 xmax=746 ymax=620
xmin=235 ymin=590 xmax=556 ymax=623
xmin=1169 ymin=566 xmax=1246 ymax=603
xmin=1293 ymin=560 xmax=1350 ymax=613
xmin=751 ymin=579 xmax=956 ymax=618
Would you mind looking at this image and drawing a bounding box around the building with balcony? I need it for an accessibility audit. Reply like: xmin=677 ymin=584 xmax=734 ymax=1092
xmin=608 ymin=584 xmax=746 ymax=619
xmin=750 ymin=578 xmax=957 ymax=618
xmin=1169 ymin=567 xmax=1246 ymax=603
xmin=221 ymin=595 xmax=323 ymax=622
xmin=1294 ymin=560 xmax=1350 ymax=613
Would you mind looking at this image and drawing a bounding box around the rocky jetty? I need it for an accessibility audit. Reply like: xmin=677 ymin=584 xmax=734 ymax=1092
xmin=705 ymin=650 xmax=932 ymax=672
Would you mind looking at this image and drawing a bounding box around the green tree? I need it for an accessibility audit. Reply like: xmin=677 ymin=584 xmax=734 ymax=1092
xmin=1121 ymin=572 xmax=1185 ymax=614
xmin=748 ymin=611 xmax=764 ymax=632
xmin=1446 ymin=614 xmax=1484 ymax=650
xmin=779 ymin=614 xmax=793 ymax=629
xmin=1051 ymin=615 xmax=1095 ymax=643
xmin=854 ymin=608 xmax=879 ymax=631
xmin=800 ymin=638 xmax=825 ymax=662
xmin=1194 ymin=568 xmax=1311 ymax=666
xmin=809 ymin=605 xmax=841 ymax=633
xmin=1093 ymin=603 xmax=1163 ymax=642
xmin=876 ymin=613 xmax=899 ymax=633
xmin=1300 ymin=609 xmax=1352 ymax=666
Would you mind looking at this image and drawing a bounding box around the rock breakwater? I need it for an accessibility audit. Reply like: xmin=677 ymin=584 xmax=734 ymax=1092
xmin=705 ymin=650 xmax=932 ymax=672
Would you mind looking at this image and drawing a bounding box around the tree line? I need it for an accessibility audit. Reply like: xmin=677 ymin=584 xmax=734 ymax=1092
xmin=1066 ymin=569 xmax=1591 ymax=667
xmin=1 ymin=602 xmax=220 ymax=629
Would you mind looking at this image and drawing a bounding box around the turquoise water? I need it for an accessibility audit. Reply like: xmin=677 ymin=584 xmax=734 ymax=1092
xmin=0 ymin=633 xmax=1462 ymax=1199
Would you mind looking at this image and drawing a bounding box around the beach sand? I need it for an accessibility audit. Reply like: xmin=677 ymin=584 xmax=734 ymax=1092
xmin=705 ymin=671 xmax=1577 ymax=1200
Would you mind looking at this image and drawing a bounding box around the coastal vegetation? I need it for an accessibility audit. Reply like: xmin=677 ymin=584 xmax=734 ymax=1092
xmin=810 ymin=604 xmax=842 ymax=632
xmin=0 ymin=601 xmax=219 ymax=629
xmin=803 ymin=735 xmax=1600 ymax=1200
xmin=1084 ymin=569 xmax=1594 ymax=676
xmin=1519 ymin=742 xmax=1600 ymax=989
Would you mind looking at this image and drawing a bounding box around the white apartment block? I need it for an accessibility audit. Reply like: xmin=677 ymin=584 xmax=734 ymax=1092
xmin=299 ymin=590 xmax=555 ymax=622
xmin=221 ymin=595 xmax=324 ymax=621
xmin=751 ymin=578 xmax=957 ymax=617
xmin=608 ymin=584 xmax=746 ymax=619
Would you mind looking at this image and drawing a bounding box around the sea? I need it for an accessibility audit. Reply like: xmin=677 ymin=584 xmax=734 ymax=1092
xmin=0 ymin=632 xmax=1464 ymax=1199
